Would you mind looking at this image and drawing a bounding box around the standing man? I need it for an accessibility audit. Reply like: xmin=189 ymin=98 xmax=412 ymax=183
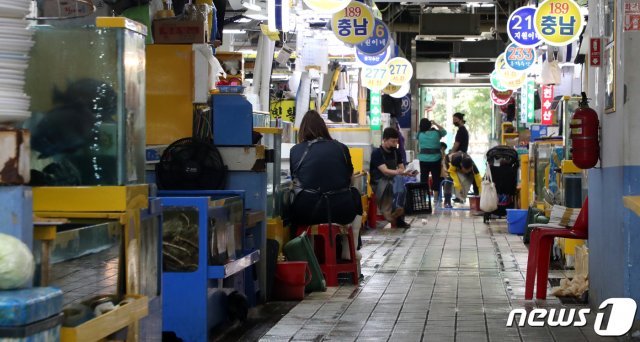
xmin=451 ymin=112 xmax=469 ymax=153
xmin=370 ymin=127 xmax=413 ymax=228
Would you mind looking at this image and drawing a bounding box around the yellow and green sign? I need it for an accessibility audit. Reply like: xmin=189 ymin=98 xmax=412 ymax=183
xmin=534 ymin=0 xmax=584 ymax=46
xmin=331 ymin=1 xmax=375 ymax=45
xmin=303 ymin=0 xmax=350 ymax=13
xmin=362 ymin=65 xmax=390 ymax=91
xmin=386 ymin=57 xmax=413 ymax=86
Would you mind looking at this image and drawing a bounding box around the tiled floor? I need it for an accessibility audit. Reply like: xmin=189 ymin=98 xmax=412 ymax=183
xmin=260 ymin=208 xmax=611 ymax=342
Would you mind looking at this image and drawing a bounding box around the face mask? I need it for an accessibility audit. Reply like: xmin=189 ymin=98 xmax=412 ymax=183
xmin=453 ymin=121 xmax=460 ymax=127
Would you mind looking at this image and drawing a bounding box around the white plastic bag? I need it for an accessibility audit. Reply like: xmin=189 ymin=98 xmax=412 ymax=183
xmin=480 ymin=163 xmax=499 ymax=213
xmin=540 ymin=52 xmax=561 ymax=85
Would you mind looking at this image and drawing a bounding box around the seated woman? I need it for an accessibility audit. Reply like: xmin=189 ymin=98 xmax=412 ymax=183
xmin=289 ymin=110 xmax=361 ymax=227
xmin=447 ymin=151 xmax=482 ymax=203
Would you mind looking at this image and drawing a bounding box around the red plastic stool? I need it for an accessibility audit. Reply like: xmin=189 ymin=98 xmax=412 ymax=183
xmin=297 ymin=224 xmax=359 ymax=286
xmin=367 ymin=193 xmax=385 ymax=228
xmin=524 ymin=197 xmax=589 ymax=300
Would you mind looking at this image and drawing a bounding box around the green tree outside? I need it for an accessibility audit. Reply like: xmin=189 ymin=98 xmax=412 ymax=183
xmin=420 ymin=87 xmax=493 ymax=174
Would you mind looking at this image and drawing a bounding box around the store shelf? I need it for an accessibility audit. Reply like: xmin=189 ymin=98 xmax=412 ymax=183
xmin=624 ymin=196 xmax=640 ymax=217
xmin=60 ymin=295 xmax=148 ymax=342
xmin=207 ymin=250 xmax=260 ymax=279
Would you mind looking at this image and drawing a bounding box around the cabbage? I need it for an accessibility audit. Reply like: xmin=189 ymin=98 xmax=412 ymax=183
xmin=0 ymin=233 xmax=34 ymax=290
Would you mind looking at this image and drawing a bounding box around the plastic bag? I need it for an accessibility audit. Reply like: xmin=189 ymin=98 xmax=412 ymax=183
xmin=480 ymin=163 xmax=499 ymax=213
xmin=540 ymin=52 xmax=561 ymax=85
xmin=0 ymin=233 xmax=34 ymax=290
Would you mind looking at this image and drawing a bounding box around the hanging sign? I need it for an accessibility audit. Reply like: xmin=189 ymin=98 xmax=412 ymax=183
xmin=502 ymin=72 xmax=527 ymax=90
xmin=505 ymin=43 xmax=537 ymax=72
xmin=508 ymin=6 xmax=543 ymax=47
xmin=356 ymin=19 xmax=390 ymax=56
xmin=362 ymin=65 xmax=390 ymax=91
xmin=331 ymin=1 xmax=375 ymax=45
xmin=589 ymin=37 xmax=602 ymax=66
xmin=303 ymin=0 xmax=350 ymax=13
xmin=386 ymin=57 xmax=413 ymax=85
xmin=491 ymin=88 xmax=513 ymax=106
xmin=370 ymin=90 xmax=382 ymax=130
xmin=625 ymin=2 xmax=640 ymax=31
xmin=541 ymin=85 xmax=555 ymax=125
xmin=495 ymin=53 xmax=525 ymax=88
xmin=520 ymin=82 xmax=529 ymax=123
xmin=390 ymin=82 xmax=410 ymax=98
xmin=534 ymin=0 xmax=584 ymax=46
xmin=268 ymin=0 xmax=291 ymax=32
xmin=398 ymin=94 xmax=412 ymax=128
xmin=382 ymin=82 xmax=401 ymax=95
xmin=526 ymin=78 xmax=536 ymax=123
xmin=491 ymin=71 xmax=508 ymax=91
xmin=356 ymin=46 xmax=389 ymax=66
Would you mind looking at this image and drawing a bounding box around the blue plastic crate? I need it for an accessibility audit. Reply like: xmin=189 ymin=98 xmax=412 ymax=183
xmin=217 ymin=85 xmax=245 ymax=94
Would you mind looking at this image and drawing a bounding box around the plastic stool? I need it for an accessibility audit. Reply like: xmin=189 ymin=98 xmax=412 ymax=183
xmin=367 ymin=194 xmax=385 ymax=228
xmin=297 ymin=224 xmax=359 ymax=286
xmin=524 ymin=198 xmax=588 ymax=300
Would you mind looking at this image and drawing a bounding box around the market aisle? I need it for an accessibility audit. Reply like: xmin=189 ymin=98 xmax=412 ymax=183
xmin=259 ymin=210 xmax=605 ymax=342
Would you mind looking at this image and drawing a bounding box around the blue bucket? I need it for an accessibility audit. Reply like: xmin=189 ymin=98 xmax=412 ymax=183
xmin=506 ymin=209 xmax=528 ymax=235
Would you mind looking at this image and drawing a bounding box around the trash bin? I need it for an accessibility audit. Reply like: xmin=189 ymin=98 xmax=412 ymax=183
xmin=506 ymin=209 xmax=528 ymax=234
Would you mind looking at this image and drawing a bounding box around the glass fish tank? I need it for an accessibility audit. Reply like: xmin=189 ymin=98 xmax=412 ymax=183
xmin=24 ymin=19 xmax=146 ymax=186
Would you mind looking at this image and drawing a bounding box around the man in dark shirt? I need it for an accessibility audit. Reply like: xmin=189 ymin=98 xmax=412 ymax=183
xmin=370 ymin=127 xmax=414 ymax=228
xmin=452 ymin=112 xmax=469 ymax=153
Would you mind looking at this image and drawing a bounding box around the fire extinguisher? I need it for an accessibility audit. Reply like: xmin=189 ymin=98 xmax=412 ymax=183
xmin=570 ymin=92 xmax=600 ymax=169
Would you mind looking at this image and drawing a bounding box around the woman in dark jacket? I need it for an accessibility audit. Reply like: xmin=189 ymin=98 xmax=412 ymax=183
xmin=289 ymin=110 xmax=361 ymax=226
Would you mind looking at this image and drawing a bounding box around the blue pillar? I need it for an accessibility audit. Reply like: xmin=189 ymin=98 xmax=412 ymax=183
xmin=0 ymin=186 xmax=33 ymax=249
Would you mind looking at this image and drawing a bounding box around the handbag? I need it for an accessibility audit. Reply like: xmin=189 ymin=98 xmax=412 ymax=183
xmin=480 ymin=162 xmax=499 ymax=213
xmin=540 ymin=51 xmax=561 ymax=85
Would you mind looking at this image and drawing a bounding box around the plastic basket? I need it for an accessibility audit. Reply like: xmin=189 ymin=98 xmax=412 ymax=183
xmin=405 ymin=182 xmax=432 ymax=215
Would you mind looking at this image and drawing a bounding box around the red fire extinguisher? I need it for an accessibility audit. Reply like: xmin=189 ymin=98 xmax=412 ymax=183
xmin=570 ymin=92 xmax=600 ymax=169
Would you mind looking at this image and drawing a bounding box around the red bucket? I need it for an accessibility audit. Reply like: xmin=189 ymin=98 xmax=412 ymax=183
xmin=273 ymin=261 xmax=312 ymax=301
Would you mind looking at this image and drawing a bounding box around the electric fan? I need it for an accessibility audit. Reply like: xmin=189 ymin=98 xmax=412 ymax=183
xmin=156 ymin=137 xmax=227 ymax=190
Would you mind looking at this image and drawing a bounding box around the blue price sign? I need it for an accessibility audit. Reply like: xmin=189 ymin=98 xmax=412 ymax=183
xmin=356 ymin=19 xmax=390 ymax=56
xmin=508 ymin=6 xmax=542 ymax=48
xmin=505 ymin=43 xmax=537 ymax=72
xmin=356 ymin=46 xmax=388 ymax=66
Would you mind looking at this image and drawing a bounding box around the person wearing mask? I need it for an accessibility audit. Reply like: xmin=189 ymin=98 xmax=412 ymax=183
xmin=417 ymin=118 xmax=446 ymax=203
xmin=451 ymin=112 xmax=470 ymax=153
xmin=289 ymin=110 xmax=361 ymax=227
xmin=447 ymin=151 xmax=482 ymax=203
xmin=370 ymin=127 xmax=414 ymax=228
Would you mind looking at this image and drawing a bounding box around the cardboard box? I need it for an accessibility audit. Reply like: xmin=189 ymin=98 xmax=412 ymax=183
xmin=153 ymin=18 xmax=206 ymax=44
